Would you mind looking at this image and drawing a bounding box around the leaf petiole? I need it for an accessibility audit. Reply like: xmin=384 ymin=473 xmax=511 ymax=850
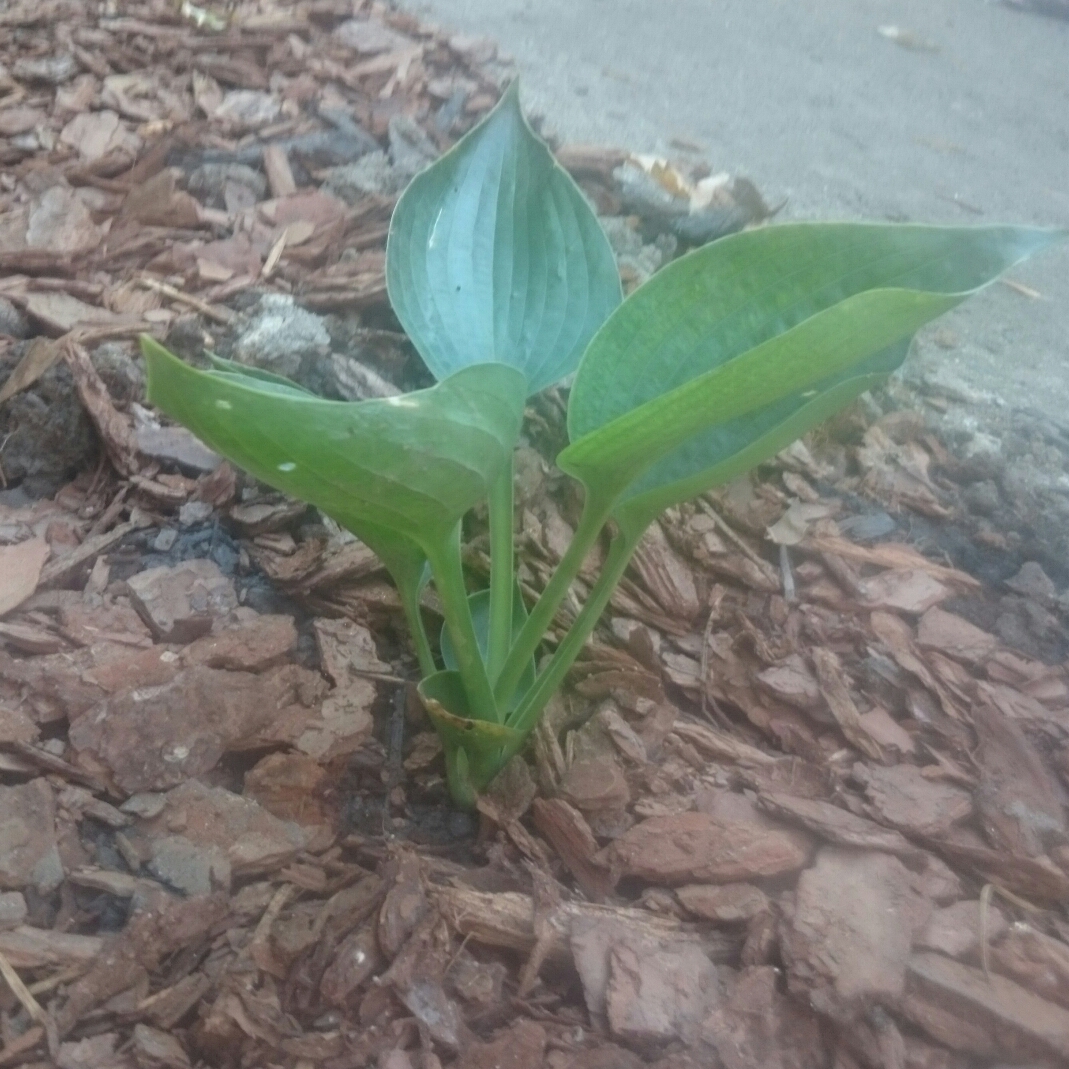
xmin=492 ymin=487 xmax=616 ymax=711
xmin=425 ymin=525 xmax=500 ymax=724
xmin=396 ymin=569 xmax=437 ymax=679
xmin=486 ymin=456 xmax=515 ymax=683
xmin=502 ymin=521 xmax=646 ymax=746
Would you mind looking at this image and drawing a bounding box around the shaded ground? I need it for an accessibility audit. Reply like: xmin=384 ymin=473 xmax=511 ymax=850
xmin=403 ymin=0 xmax=1069 ymax=421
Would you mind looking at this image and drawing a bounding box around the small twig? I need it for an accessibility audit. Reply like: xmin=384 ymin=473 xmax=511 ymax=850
xmin=27 ymin=964 xmax=89 ymax=997
xmin=346 ymin=667 xmax=409 ymax=685
xmin=136 ymin=276 xmax=237 ymax=325
xmin=261 ymin=229 xmax=288 ymax=278
xmin=779 ymin=544 xmax=796 ymax=602
xmin=249 ymin=883 xmax=294 ymax=949
xmin=979 ymin=882 xmax=994 ymax=982
xmin=698 ymin=498 xmax=766 ymax=567
xmin=443 ymin=931 xmax=474 ymax=976
xmin=0 ymin=947 xmax=58 ymax=1057
xmin=698 ymin=588 xmax=732 ymax=730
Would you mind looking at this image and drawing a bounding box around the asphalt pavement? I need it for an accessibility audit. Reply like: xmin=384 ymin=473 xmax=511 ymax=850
xmin=402 ymin=0 xmax=1069 ymax=421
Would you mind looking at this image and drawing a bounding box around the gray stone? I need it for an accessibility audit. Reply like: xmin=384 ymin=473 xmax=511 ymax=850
xmin=56 ymin=1034 xmax=124 ymax=1069
xmin=0 ymin=346 xmax=97 ymax=493
xmin=322 ymin=152 xmax=406 ymax=203
xmin=0 ymin=779 xmax=61 ymax=892
xmin=231 ymin=293 xmax=330 ymax=379
xmin=142 ymin=781 xmax=307 ymax=891
xmin=148 ymin=835 xmax=227 ymax=896
xmin=187 ymin=162 xmax=267 ymax=205
xmin=12 ymin=53 xmax=77 ymax=84
xmin=600 ymin=215 xmax=674 ymax=288
xmin=0 ymin=296 xmax=30 ymax=338
xmin=333 ymin=18 xmax=414 ymax=54
xmin=0 ymin=891 xmax=27 ymax=930
xmin=213 ymin=90 xmax=281 ymax=133
xmin=388 ymin=114 xmax=438 ymax=177
xmin=136 ymin=426 xmax=220 ymax=474
xmin=153 ymin=528 xmax=178 ymax=552
xmin=92 ymin=342 xmax=144 ymax=406
xmin=126 ymin=559 xmax=237 ymax=643
xmin=962 ymin=479 xmax=1000 ymax=516
xmin=177 ymin=500 xmax=213 ymax=527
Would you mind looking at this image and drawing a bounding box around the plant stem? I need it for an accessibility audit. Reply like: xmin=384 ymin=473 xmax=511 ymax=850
xmin=486 ymin=456 xmax=514 ymax=683
xmin=425 ymin=525 xmax=500 ymax=724
xmin=493 ymin=489 xmax=615 ymax=709
xmin=397 ymin=576 xmax=437 ymax=678
xmin=502 ymin=522 xmax=646 ymax=747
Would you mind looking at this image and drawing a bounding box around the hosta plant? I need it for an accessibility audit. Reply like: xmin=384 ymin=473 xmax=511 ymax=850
xmin=142 ymin=84 xmax=1060 ymax=807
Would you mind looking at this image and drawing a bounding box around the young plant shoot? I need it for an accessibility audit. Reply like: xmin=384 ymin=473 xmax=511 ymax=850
xmin=142 ymin=83 xmax=1061 ymax=808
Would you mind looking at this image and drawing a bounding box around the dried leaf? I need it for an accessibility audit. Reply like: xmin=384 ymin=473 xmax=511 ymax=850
xmin=0 ymin=336 xmax=62 ymax=403
xmin=0 ymin=538 xmax=49 ymax=616
xmin=62 ymin=340 xmax=139 ymax=475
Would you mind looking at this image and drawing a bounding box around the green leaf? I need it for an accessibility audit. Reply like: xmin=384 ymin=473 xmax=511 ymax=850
xmin=440 ymin=585 xmax=536 ymax=709
xmin=204 ymin=352 xmax=317 ymax=395
xmin=419 ymin=670 xmax=524 ymax=807
xmin=141 ymin=336 xmax=527 ymax=559
xmin=386 ymin=81 xmax=622 ymax=395
xmin=562 ymin=223 xmax=1061 ymax=515
xmin=617 ymin=366 xmax=898 ymax=538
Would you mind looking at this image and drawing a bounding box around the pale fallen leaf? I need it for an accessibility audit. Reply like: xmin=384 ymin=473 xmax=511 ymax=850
xmin=23 ymin=293 xmax=130 ymax=334
xmin=689 ymin=172 xmax=731 ymax=211
xmin=261 ymin=231 xmax=287 ymax=278
xmin=283 ymin=219 xmax=317 ymax=246
xmin=0 ymin=336 xmax=62 ymax=404
xmin=766 ymin=500 xmax=834 ymax=546
xmin=180 ymin=0 xmax=228 ymax=30
xmin=0 ymin=538 xmax=50 ymax=617
xmin=192 ymin=69 xmax=223 ymax=117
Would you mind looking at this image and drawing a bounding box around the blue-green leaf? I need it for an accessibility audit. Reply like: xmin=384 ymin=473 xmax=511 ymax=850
xmin=440 ymin=585 xmax=536 ymax=710
xmin=386 ymin=82 xmax=622 ymax=394
xmin=561 ymin=223 xmax=1062 ymax=523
